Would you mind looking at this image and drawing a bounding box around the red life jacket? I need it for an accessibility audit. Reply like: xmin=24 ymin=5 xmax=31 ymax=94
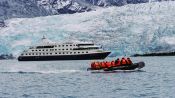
xmin=111 ymin=61 xmax=115 ymax=67
xmin=93 ymin=62 xmax=99 ymax=69
xmin=106 ymin=62 xmax=111 ymax=68
xmin=121 ymin=58 xmax=127 ymax=65
xmin=101 ymin=62 xmax=106 ymax=68
xmin=127 ymin=58 xmax=132 ymax=65
xmin=115 ymin=60 xmax=120 ymax=66
xmin=91 ymin=62 xmax=95 ymax=69
xmin=99 ymin=62 xmax=102 ymax=68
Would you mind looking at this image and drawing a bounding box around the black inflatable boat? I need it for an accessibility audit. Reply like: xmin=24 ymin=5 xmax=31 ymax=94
xmin=87 ymin=62 xmax=145 ymax=71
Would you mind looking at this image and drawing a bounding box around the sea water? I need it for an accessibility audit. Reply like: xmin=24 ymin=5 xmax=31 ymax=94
xmin=0 ymin=57 xmax=175 ymax=98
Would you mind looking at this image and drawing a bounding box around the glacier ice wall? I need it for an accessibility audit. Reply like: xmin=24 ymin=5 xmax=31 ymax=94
xmin=0 ymin=1 xmax=175 ymax=56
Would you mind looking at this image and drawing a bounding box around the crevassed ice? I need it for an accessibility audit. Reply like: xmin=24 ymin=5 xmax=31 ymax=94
xmin=0 ymin=1 xmax=175 ymax=56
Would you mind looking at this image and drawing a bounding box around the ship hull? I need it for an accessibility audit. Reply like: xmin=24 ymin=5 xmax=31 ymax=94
xmin=18 ymin=52 xmax=111 ymax=61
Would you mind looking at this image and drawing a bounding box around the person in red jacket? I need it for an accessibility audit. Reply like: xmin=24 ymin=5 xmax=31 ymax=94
xmin=105 ymin=61 xmax=111 ymax=68
xmin=91 ymin=62 xmax=95 ymax=69
xmin=101 ymin=61 xmax=106 ymax=68
xmin=111 ymin=61 xmax=115 ymax=67
xmin=94 ymin=62 xmax=100 ymax=69
xmin=126 ymin=57 xmax=133 ymax=65
xmin=120 ymin=57 xmax=128 ymax=65
xmin=115 ymin=58 xmax=121 ymax=66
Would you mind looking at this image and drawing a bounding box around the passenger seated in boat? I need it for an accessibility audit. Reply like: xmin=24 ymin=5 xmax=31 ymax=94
xmin=126 ymin=57 xmax=133 ymax=65
xmin=94 ymin=62 xmax=101 ymax=69
xmin=91 ymin=62 xmax=95 ymax=69
xmin=91 ymin=62 xmax=100 ymax=69
xmin=115 ymin=58 xmax=120 ymax=66
xmin=120 ymin=58 xmax=128 ymax=66
xmin=111 ymin=61 xmax=115 ymax=67
xmin=105 ymin=61 xmax=111 ymax=68
xmin=101 ymin=62 xmax=106 ymax=68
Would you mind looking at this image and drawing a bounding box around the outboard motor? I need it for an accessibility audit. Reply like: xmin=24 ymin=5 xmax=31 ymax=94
xmin=137 ymin=62 xmax=145 ymax=69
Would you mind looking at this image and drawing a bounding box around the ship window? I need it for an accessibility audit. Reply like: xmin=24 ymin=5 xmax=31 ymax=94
xmin=78 ymin=52 xmax=80 ymax=54
xmin=36 ymin=50 xmax=37 ymax=51
xmin=82 ymin=52 xmax=84 ymax=53
xmin=66 ymin=45 xmax=68 ymax=46
xmin=46 ymin=49 xmax=48 ymax=51
xmin=63 ymin=52 xmax=64 ymax=54
xmin=66 ymin=49 xmax=68 ymax=50
xmin=70 ymin=45 xmax=72 ymax=46
xmin=86 ymin=52 xmax=88 ymax=53
xmin=55 ymin=49 xmax=57 ymax=51
xmin=32 ymin=53 xmax=34 ymax=55
xmin=74 ymin=52 xmax=76 ymax=54
xmin=39 ymin=53 xmax=41 ymax=55
xmin=70 ymin=52 xmax=72 ymax=54
xmin=42 ymin=49 xmax=44 ymax=51
xmin=36 ymin=53 xmax=38 ymax=55
xmin=62 ymin=49 xmax=64 ymax=50
xmin=46 ymin=53 xmax=48 ymax=54
xmin=59 ymin=52 xmax=61 ymax=54
xmin=29 ymin=53 xmax=31 ymax=55
xmin=36 ymin=46 xmax=54 ymax=48
xmin=58 ymin=45 xmax=60 ymax=47
xmin=50 ymin=53 xmax=52 ymax=55
xmin=62 ymin=45 xmax=64 ymax=47
xmin=66 ymin=52 xmax=68 ymax=54
xmin=32 ymin=50 xmax=34 ymax=51
xmin=59 ymin=49 xmax=61 ymax=50
xmin=25 ymin=53 xmax=28 ymax=55
xmin=43 ymin=53 xmax=45 ymax=55
xmin=55 ymin=52 xmax=57 ymax=54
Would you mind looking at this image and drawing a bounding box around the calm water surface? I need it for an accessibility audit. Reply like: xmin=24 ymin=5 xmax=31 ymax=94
xmin=0 ymin=57 xmax=175 ymax=98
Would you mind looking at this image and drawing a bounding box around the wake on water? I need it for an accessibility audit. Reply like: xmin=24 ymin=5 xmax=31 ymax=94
xmin=0 ymin=69 xmax=145 ymax=74
xmin=0 ymin=70 xmax=82 ymax=74
xmin=0 ymin=61 xmax=145 ymax=74
xmin=0 ymin=60 xmax=84 ymax=74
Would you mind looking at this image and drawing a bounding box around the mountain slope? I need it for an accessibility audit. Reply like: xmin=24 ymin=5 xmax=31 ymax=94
xmin=0 ymin=1 xmax=175 ymax=56
xmin=0 ymin=0 xmax=167 ymax=21
xmin=0 ymin=0 xmax=50 ymax=20
xmin=37 ymin=0 xmax=150 ymax=14
xmin=84 ymin=0 xmax=149 ymax=6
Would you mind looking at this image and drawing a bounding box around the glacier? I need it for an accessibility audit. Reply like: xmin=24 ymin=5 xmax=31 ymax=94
xmin=0 ymin=1 xmax=175 ymax=56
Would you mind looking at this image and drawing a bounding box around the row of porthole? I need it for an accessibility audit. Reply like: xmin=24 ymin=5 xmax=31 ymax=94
xmin=32 ymin=48 xmax=73 ymax=51
xmin=22 ymin=51 xmax=89 ymax=56
xmin=55 ymin=44 xmax=77 ymax=47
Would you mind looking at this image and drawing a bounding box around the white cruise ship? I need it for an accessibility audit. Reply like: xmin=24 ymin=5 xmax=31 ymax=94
xmin=18 ymin=36 xmax=111 ymax=61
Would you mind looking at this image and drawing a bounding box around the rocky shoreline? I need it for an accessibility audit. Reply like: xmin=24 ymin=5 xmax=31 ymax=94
xmin=132 ymin=51 xmax=175 ymax=57
xmin=0 ymin=54 xmax=15 ymax=60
